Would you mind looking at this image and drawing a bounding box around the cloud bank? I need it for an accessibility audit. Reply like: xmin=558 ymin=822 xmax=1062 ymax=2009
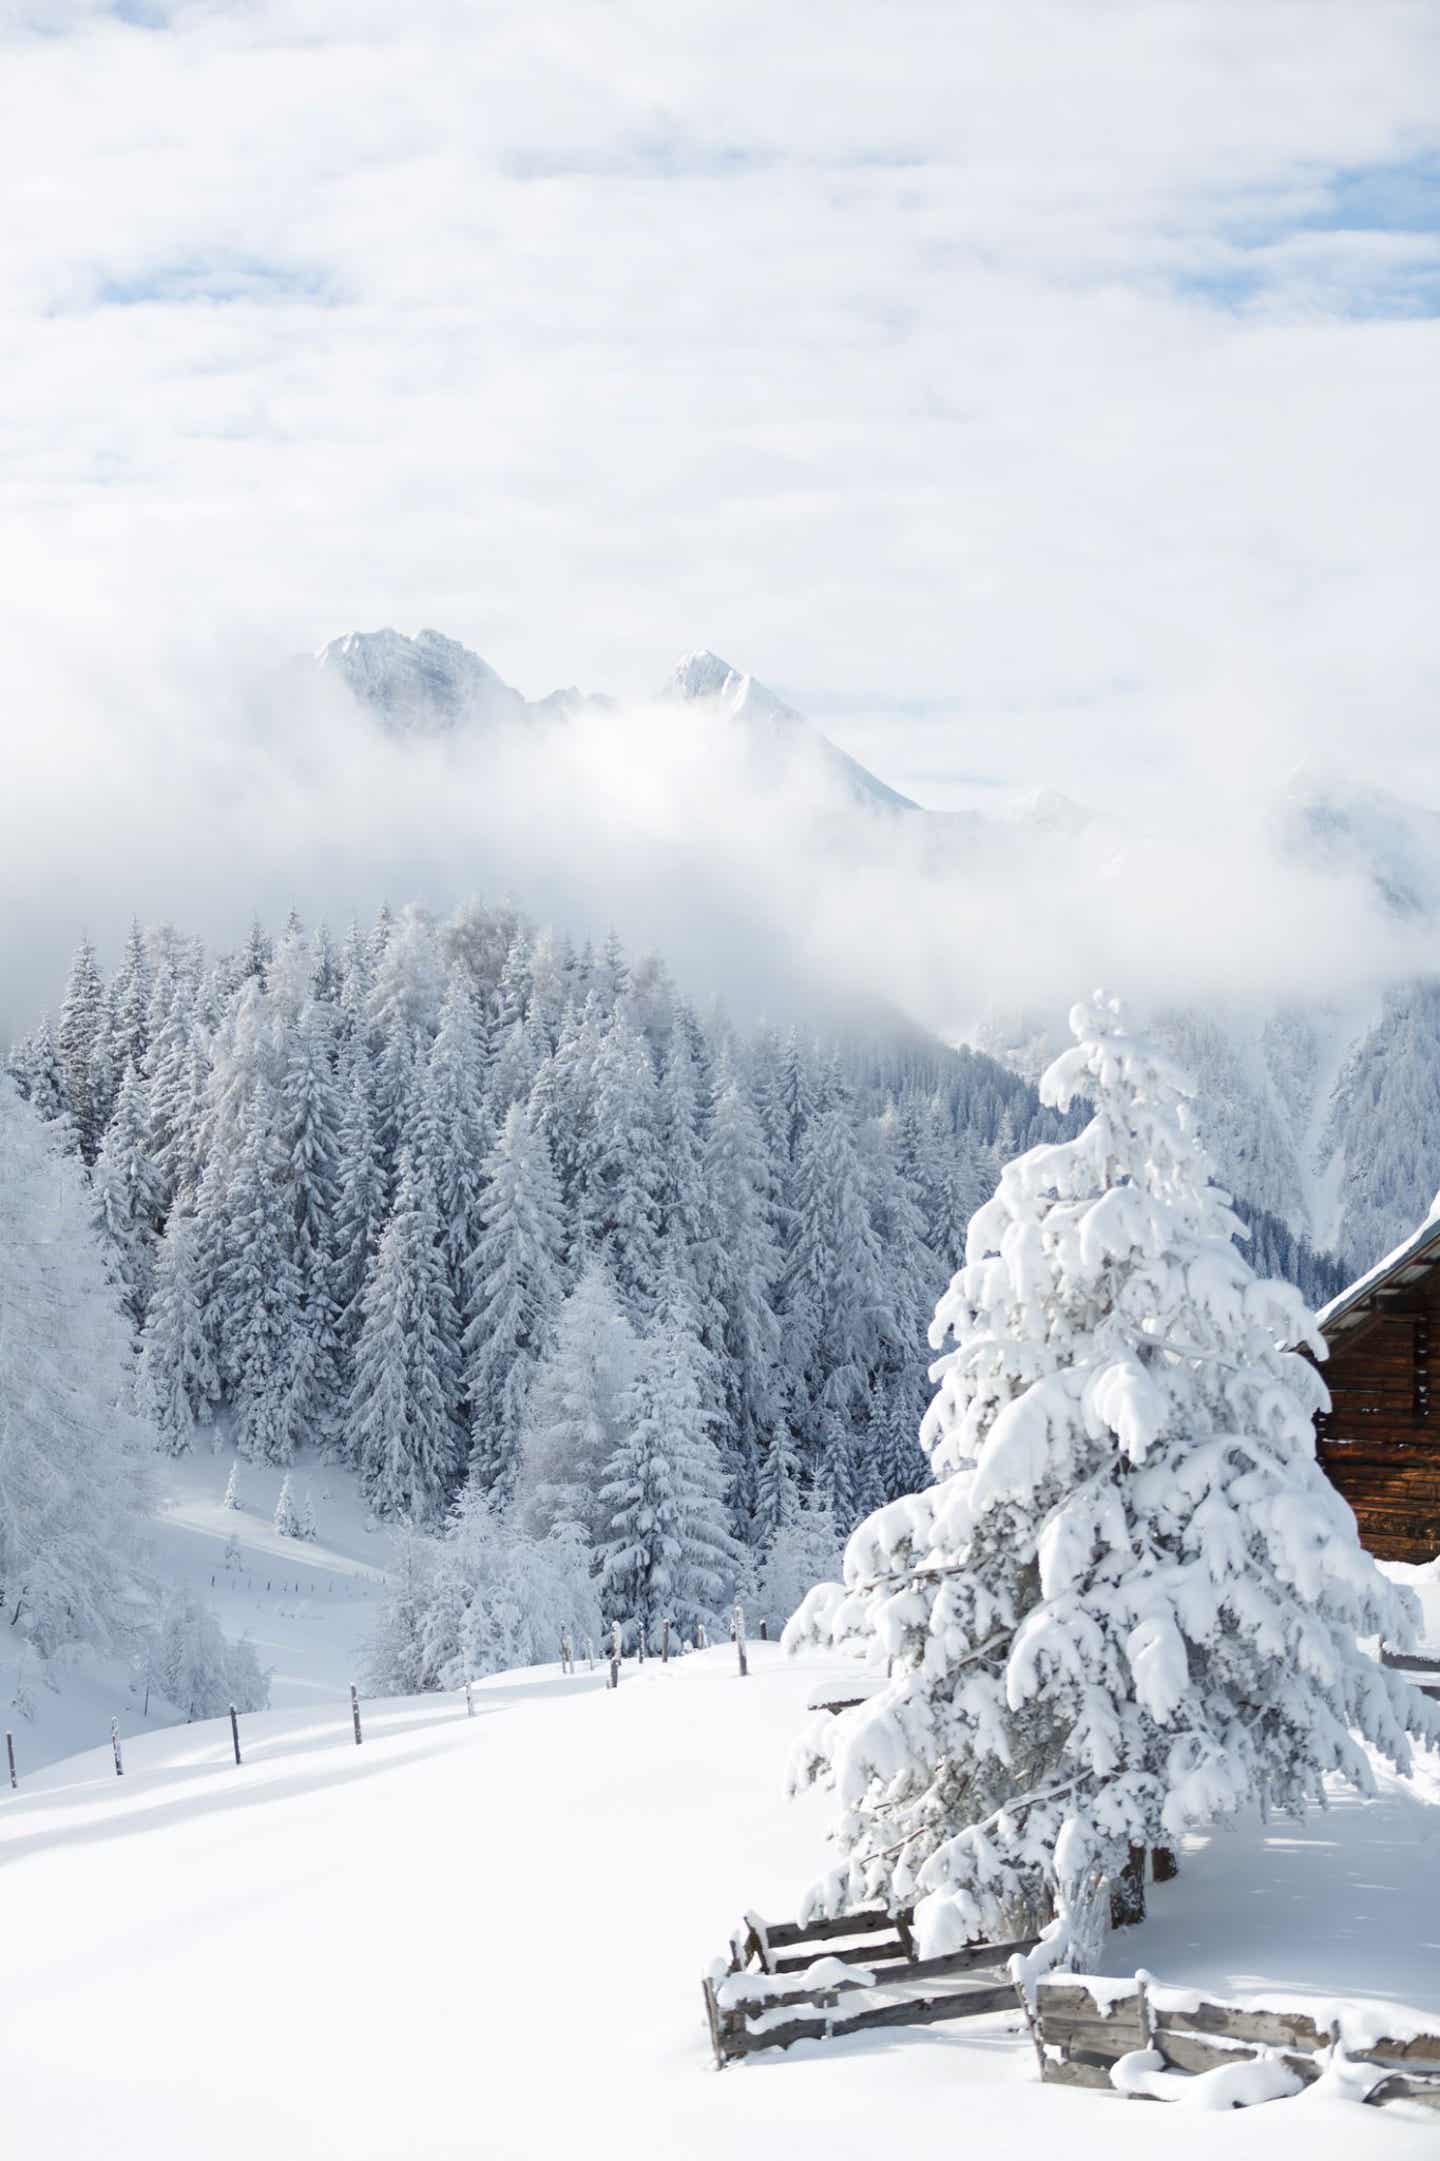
xmin=4 ymin=629 xmax=1435 ymax=1049
xmin=2 ymin=2 xmax=1440 ymax=819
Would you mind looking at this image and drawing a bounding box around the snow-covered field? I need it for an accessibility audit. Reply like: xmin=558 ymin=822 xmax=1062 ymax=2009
xmin=7 ymin=1449 xmax=387 ymax=1776
xmin=5 ymin=1643 xmax=1438 ymax=2159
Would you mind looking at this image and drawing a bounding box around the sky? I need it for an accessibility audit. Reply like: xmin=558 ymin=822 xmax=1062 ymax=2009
xmin=3 ymin=1 xmax=1440 ymax=1021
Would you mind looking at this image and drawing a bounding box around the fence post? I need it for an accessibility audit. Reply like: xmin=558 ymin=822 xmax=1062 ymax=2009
xmin=5 ymin=1730 xmax=15 ymax=1790
xmin=609 ymin=1621 xmax=621 ymax=1691
xmin=733 ymin=1603 xmax=748 ymax=1679
xmin=229 ymin=1705 xmax=242 ymax=1766
xmin=111 ymin=1719 xmax=124 ymax=1777
xmin=637 ymin=1621 xmax=646 ymax=1665
xmin=350 ymin=1684 xmax=363 ymax=1746
xmin=464 ymin=1676 xmax=474 ymax=1718
xmin=759 ymin=1617 xmax=769 ymax=1642
xmin=661 ymin=1617 xmax=671 ymax=1664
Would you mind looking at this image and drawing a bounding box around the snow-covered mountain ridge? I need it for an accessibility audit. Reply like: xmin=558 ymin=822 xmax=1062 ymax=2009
xmin=315 ymin=628 xmax=1440 ymax=1276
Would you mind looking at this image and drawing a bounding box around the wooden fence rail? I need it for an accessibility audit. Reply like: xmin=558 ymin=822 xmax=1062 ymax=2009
xmin=1030 ymin=1975 xmax=1440 ymax=2112
xmin=702 ymin=1905 xmax=1038 ymax=2068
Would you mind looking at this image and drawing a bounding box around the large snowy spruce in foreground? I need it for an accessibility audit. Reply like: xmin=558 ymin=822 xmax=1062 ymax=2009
xmin=0 ymin=1079 xmax=154 ymax=1667
xmin=787 ymin=994 xmax=1439 ymax=1963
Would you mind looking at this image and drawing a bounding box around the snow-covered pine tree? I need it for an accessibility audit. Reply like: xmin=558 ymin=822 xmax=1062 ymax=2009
xmin=299 ymin=1489 xmax=318 ymax=1542
xmin=527 ymin=995 xmax=603 ymax=1219
xmin=514 ymin=1257 xmax=637 ymax=1548
xmin=754 ymin=1423 xmax=801 ymax=1543
xmin=598 ymin=1270 xmax=738 ymax=1643
xmin=138 ymin=1208 xmax=220 ymax=1450
xmin=0 ymin=1081 xmax=154 ymax=1666
xmin=223 ymin=1461 xmax=241 ymax=1509
xmin=348 ymin=1146 xmax=463 ymax=1519
xmin=222 ymin=1082 xmax=305 ymax=1462
xmin=145 ymin=1588 xmax=269 ymax=1720
xmin=91 ymin=1061 xmax=163 ymax=1331
xmin=463 ymin=1103 xmax=566 ymax=1506
xmin=787 ymin=995 xmax=1439 ymax=1966
xmin=332 ymin=1048 xmax=387 ymax=1368
xmin=56 ymin=933 xmax=111 ymax=1160
xmin=421 ymin=966 xmax=493 ymax=1310
xmin=579 ymin=1008 xmax=664 ymax=1318
xmin=783 ymin=1104 xmax=889 ymax=1464
xmin=274 ymin=1472 xmax=300 ymax=1536
xmin=760 ymin=1491 xmax=843 ymax=1630
xmin=697 ymin=1070 xmax=784 ymax=1481
xmin=109 ymin=918 xmax=152 ymax=1082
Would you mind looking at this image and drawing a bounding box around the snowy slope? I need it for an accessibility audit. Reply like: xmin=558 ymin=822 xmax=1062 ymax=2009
xmin=6 ymin=1450 xmax=387 ymax=1779
xmin=4 ymin=1643 xmax=1438 ymax=2159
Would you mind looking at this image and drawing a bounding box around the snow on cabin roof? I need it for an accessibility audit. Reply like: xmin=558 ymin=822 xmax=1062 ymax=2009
xmin=1317 ymin=1206 xmax=1440 ymax=1344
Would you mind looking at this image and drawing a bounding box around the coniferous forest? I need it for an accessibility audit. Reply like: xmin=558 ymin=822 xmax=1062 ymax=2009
xmin=5 ymin=900 xmax=1352 ymax=1666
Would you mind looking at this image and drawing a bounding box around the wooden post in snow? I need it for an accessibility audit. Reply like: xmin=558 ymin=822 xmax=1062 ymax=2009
xmin=759 ymin=1617 xmax=769 ymax=1642
xmin=1151 ymin=1845 xmax=1179 ymax=1883
xmin=350 ymin=1684 xmax=363 ymax=1746
xmin=609 ymin=1621 xmax=622 ymax=1691
xmin=464 ymin=1677 xmax=474 ymax=1718
xmin=111 ymin=1720 xmax=124 ymax=1777
xmin=229 ymin=1705 xmax=242 ymax=1766
xmin=5 ymin=1730 xmax=15 ymax=1790
xmin=733 ymin=1603 xmax=748 ymax=1679
xmin=661 ymin=1617 xmax=671 ymax=1664
xmin=637 ymin=1621 xmax=646 ymax=1665
xmin=560 ymin=1631 xmax=574 ymax=1675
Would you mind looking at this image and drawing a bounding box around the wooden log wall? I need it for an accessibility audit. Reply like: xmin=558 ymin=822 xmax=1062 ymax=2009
xmin=1316 ymin=1293 xmax=1440 ymax=1563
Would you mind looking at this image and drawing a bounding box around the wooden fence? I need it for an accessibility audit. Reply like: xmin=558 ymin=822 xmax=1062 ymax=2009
xmin=1028 ymin=1975 xmax=1440 ymax=2112
xmin=702 ymin=1906 xmax=1037 ymax=2067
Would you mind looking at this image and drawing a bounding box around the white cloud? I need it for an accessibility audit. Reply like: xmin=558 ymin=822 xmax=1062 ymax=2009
xmin=3 ymin=2 xmax=1440 ymax=1019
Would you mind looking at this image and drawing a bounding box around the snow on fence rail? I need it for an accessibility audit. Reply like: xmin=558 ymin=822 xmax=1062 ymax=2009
xmin=701 ymin=1905 xmax=1039 ymax=2067
xmin=1028 ymin=1974 xmax=1440 ymax=2112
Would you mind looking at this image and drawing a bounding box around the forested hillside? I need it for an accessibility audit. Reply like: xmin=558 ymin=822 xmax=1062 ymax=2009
xmin=5 ymin=903 xmax=1351 ymax=1664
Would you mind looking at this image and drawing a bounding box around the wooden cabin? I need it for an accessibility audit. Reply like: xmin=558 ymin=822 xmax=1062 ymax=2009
xmin=1314 ymin=1218 xmax=1440 ymax=1563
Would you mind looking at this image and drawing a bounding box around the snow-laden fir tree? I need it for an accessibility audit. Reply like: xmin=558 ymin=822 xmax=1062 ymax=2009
xmin=0 ymin=1081 xmax=154 ymax=1666
xmin=91 ymin=1061 xmax=163 ymax=1332
xmin=56 ymin=932 xmax=111 ymax=1161
xmin=463 ymin=1102 xmax=566 ymax=1504
xmin=698 ymin=1070 xmax=784 ymax=1485
xmin=274 ymin=1472 xmax=300 ymax=1537
xmin=348 ymin=1146 xmax=463 ymax=1519
xmin=754 ymin=1422 xmax=801 ymax=1543
xmin=598 ymin=1271 xmax=739 ymax=1644
xmin=138 ymin=1208 xmax=219 ymax=1451
xmin=783 ymin=1105 xmax=890 ymax=1464
xmin=223 ymin=1461 xmax=241 ymax=1510
xmin=579 ymin=1008 xmax=664 ymax=1317
xmin=760 ymin=1492 xmax=843 ymax=1630
xmin=299 ymin=1489 xmax=318 ymax=1542
xmin=787 ymin=995 xmax=1439 ymax=1966
xmin=222 ymin=1082 xmax=305 ymax=1462
xmin=514 ymin=1256 xmax=637 ymax=1547
xmin=144 ymin=1588 xmax=269 ymax=1721
xmin=420 ymin=967 xmax=494 ymax=1309
xmin=332 ymin=1049 xmax=387 ymax=1361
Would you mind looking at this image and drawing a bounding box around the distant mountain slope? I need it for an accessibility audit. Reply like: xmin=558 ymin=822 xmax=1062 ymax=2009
xmin=662 ymin=650 xmax=920 ymax=813
xmin=309 ymin=628 xmax=1440 ymax=1278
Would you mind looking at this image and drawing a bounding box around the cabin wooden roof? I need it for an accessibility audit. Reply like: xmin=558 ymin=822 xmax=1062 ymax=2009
xmin=1317 ymin=1211 xmax=1440 ymax=1346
